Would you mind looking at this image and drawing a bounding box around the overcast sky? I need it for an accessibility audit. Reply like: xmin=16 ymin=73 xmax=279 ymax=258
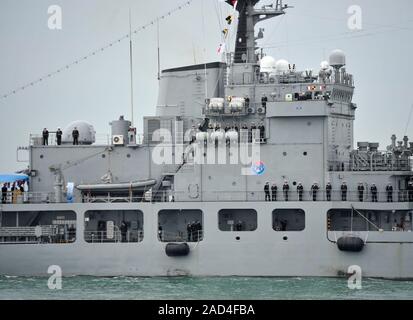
xmin=0 ymin=0 xmax=412 ymax=172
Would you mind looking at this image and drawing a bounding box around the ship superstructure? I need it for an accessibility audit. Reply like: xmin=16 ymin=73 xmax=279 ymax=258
xmin=0 ymin=0 xmax=412 ymax=278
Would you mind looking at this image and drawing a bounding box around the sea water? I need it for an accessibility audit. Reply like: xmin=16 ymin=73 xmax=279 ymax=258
xmin=0 ymin=276 xmax=413 ymax=300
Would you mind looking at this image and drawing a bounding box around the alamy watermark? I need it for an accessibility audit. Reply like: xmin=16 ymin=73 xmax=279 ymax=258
xmin=48 ymin=5 xmax=62 ymax=30
xmin=151 ymin=121 xmax=263 ymax=176
xmin=47 ymin=265 xmax=62 ymax=290
xmin=347 ymin=5 xmax=362 ymax=31
xmin=347 ymin=265 xmax=362 ymax=290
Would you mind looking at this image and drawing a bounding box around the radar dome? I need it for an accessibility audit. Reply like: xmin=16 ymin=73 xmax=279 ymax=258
xmin=320 ymin=61 xmax=330 ymax=70
xmin=259 ymin=56 xmax=276 ymax=73
xmin=275 ymin=59 xmax=289 ymax=74
xmin=62 ymin=120 xmax=96 ymax=145
xmin=329 ymin=50 xmax=346 ymax=69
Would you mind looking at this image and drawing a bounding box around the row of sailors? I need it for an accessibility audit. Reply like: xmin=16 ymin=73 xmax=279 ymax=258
xmin=42 ymin=127 xmax=80 ymax=146
xmin=1 ymin=181 xmax=28 ymax=204
xmin=264 ymin=181 xmax=412 ymax=202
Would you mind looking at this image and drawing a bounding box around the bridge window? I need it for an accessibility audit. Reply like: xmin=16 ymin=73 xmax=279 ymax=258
xmin=158 ymin=209 xmax=203 ymax=242
xmin=84 ymin=210 xmax=143 ymax=243
xmin=0 ymin=211 xmax=76 ymax=244
xmin=273 ymin=209 xmax=305 ymax=231
xmin=327 ymin=209 xmax=413 ymax=232
xmin=218 ymin=209 xmax=257 ymax=232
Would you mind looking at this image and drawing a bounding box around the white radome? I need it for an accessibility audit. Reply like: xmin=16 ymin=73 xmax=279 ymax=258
xmin=275 ymin=59 xmax=289 ymax=73
xmin=259 ymin=56 xmax=276 ymax=73
xmin=320 ymin=61 xmax=330 ymax=70
xmin=329 ymin=49 xmax=346 ymax=69
xmin=62 ymin=120 xmax=96 ymax=145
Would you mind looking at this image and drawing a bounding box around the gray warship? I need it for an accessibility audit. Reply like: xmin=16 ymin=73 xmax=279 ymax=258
xmin=1 ymin=0 xmax=413 ymax=278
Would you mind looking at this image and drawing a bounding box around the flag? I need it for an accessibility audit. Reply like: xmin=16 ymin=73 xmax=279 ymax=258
xmin=222 ymin=28 xmax=229 ymax=38
xmin=226 ymin=15 xmax=233 ymax=25
xmin=231 ymin=0 xmax=238 ymax=9
xmin=217 ymin=43 xmax=226 ymax=54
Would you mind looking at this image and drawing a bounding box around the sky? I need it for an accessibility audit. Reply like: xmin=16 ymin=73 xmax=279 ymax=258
xmin=0 ymin=0 xmax=412 ymax=172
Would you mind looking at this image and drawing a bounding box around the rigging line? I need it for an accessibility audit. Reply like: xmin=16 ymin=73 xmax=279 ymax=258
xmin=214 ymin=0 xmax=224 ymax=34
xmin=201 ymin=0 xmax=208 ymax=99
xmin=261 ymin=19 xmax=413 ymax=49
xmin=261 ymin=26 xmax=408 ymax=49
xmin=288 ymin=12 xmax=413 ymax=32
xmin=260 ymin=14 xmax=285 ymax=48
xmin=351 ymin=206 xmax=382 ymax=232
xmin=0 ymin=0 xmax=196 ymax=101
xmin=404 ymin=104 xmax=413 ymax=136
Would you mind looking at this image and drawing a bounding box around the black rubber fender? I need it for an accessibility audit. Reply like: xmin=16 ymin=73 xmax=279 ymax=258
xmin=337 ymin=236 xmax=365 ymax=252
xmin=165 ymin=243 xmax=190 ymax=257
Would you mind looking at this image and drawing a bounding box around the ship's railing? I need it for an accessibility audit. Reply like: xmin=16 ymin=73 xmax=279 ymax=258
xmin=0 ymin=192 xmax=55 ymax=204
xmin=0 ymin=225 xmax=75 ymax=244
xmin=29 ymin=133 xmax=144 ymax=146
xmin=82 ymin=195 xmax=147 ymax=203
xmin=2 ymin=190 xmax=412 ymax=204
xmin=329 ymin=158 xmax=411 ymax=172
xmin=158 ymin=230 xmax=203 ymax=243
xmin=84 ymin=230 xmax=143 ymax=243
xmin=155 ymin=190 xmax=413 ymax=203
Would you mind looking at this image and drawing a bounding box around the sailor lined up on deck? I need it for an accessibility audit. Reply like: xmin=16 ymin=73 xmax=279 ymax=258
xmin=72 ymin=127 xmax=80 ymax=145
xmin=41 ymin=127 xmax=79 ymax=145
xmin=42 ymin=128 xmax=49 ymax=145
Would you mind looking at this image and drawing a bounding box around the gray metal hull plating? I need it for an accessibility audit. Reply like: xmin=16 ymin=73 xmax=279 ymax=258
xmin=0 ymin=202 xmax=412 ymax=278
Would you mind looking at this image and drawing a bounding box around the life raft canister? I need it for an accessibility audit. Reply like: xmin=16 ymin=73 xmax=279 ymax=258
xmin=165 ymin=243 xmax=190 ymax=257
xmin=337 ymin=236 xmax=365 ymax=252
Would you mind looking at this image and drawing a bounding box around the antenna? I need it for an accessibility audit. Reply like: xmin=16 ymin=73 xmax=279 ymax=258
xmin=129 ymin=8 xmax=135 ymax=127
xmin=157 ymin=18 xmax=161 ymax=81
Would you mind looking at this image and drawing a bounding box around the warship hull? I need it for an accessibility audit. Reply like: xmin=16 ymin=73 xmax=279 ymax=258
xmin=0 ymin=201 xmax=412 ymax=278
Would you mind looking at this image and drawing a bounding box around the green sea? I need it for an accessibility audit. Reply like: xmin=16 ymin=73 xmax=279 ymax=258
xmin=0 ymin=276 xmax=412 ymax=300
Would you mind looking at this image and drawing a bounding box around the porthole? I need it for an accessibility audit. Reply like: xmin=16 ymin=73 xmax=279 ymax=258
xmin=283 ymin=152 xmax=287 ymax=156
xmin=102 ymin=154 xmax=106 ymax=159
xmin=236 ymin=236 xmax=241 ymax=241
xmin=126 ymin=154 xmax=131 ymax=158
xmin=283 ymin=236 xmax=288 ymax=241
xmin=303 ymin=152 xmax=308 ymax=156
xmin=40 ymin=155 xmax=44 ymax=159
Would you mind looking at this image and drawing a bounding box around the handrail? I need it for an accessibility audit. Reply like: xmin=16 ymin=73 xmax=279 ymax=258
xmin=29 ymin=133 xmax=144 ymax=146
xmin=2 ymin=190 xmax=412 ymax=204
xmin=158 ymin=230 xmax=203 ymax=242
xmin=84 ymin=230 xmax=143 ymax=243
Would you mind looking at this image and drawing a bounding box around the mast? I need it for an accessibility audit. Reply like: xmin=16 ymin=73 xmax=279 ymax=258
xmin=129 ymin=8 xmax=135 ymax=127
xmin=225 ymin=0 xmax=290 ymax=64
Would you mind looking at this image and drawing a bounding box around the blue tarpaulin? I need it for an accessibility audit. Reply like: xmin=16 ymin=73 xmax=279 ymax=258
xmin=0 ymin=174 xmax=29 ymax=183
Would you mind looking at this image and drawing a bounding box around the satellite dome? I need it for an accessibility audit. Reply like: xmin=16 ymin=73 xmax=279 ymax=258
xmin=329 ymin=50 xmax=346 ymax=69
xmin=320 ymin=61 xmax=330 ymax=70
xmin=62 ymin=120 xmax=96 ymax=145
xmin=275 ymin=59 xmax=289 ymax=73
xmin=259 ymin=56 xmax=276 ymax=73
